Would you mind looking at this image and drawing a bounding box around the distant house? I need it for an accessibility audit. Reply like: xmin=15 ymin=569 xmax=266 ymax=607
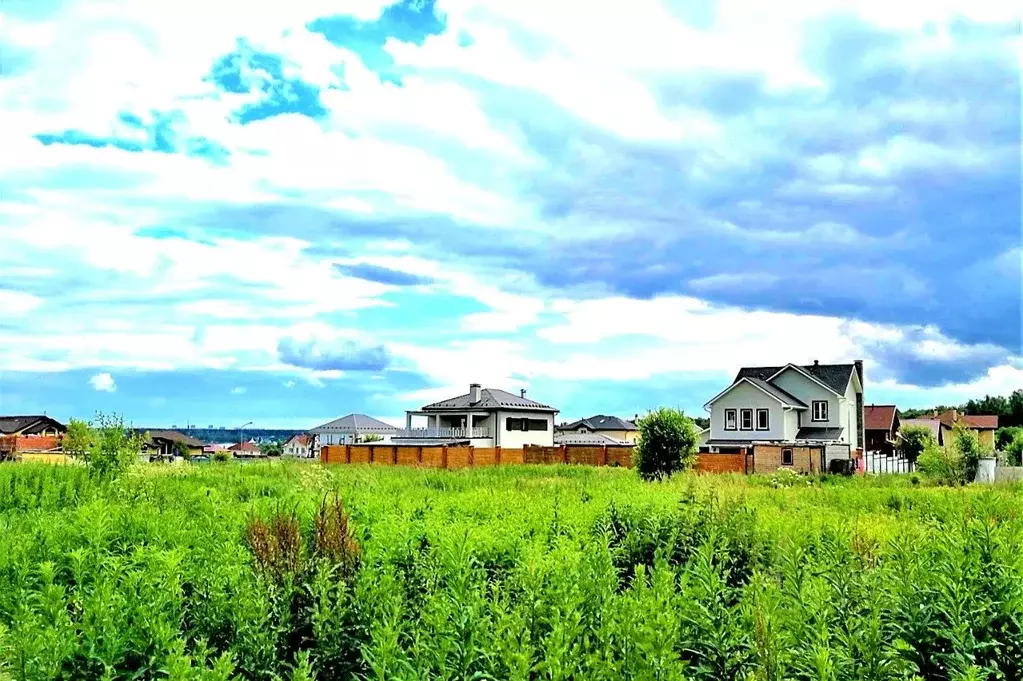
xmin=864 ymin=405 xmax=900 ymax=456
xmin=229 ymin=441 xmax=261 ymax=457
xmin=901 ymin=418 xmax=943 ymax=445
xmin=702 ymin=360 xmax=864 ymax=473
xmin=936 ymin=409 xmax=998 ymax=449
xmin=556 ymin=415 xmax=638 ymax=444
xmin=309 ymin=414 xmax=399 ymax=447
xmin=141 ymin=430 xmax=205 ymax=459
xmin=554 ymin=432 xmax=634 ymax=446
xmin=394 ymin=383 xmax=558 ymax=448
xmin=0 ymin=415 xmax=66 ymax=456
xmin=283 ymin=434 xmax=314 ymax=458
xmin=0 ymin=415 xmax=66 ymax=437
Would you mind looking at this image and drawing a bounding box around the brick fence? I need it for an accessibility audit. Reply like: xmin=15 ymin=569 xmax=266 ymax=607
xmin=321 ymin=443 xmax=633 ymax=469
xmin=0 ymin=435 xmax=63 ymax=456
xmin=695 ymin=450 xmax=748 ymax=474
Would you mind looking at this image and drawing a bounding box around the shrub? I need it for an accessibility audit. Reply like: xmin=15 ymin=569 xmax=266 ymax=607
xmin=898 ymin=424 xmax=936 ymax=462
xmin=213 ymin=450 xmax=232 ymax=463
xmin=634 ymin=407 xmax=699 ymax=481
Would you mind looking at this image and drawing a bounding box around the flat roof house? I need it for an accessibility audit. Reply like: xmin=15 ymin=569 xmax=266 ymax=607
xmin=395 ymin=383 xmax=559 ymax=448
xmin=702 ymin=360 xmax=864 ymax=473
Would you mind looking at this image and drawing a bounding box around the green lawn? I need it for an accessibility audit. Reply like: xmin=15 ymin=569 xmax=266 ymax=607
xmin=1 ymin=462 xmax=1021 ymax=680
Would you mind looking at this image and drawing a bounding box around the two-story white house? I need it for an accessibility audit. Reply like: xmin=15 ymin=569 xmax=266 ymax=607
xmin=702 ymin=360 xmax=864 ymax=473
xmin=395 ymin=383 xmax=558 ymax=448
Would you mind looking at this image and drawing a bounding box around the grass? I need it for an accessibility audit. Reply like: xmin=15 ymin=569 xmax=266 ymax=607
xmin=0 ymin=462 xmax=1021 ymax=680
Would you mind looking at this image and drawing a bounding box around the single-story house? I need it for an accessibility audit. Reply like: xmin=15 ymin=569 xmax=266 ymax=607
xmin=864 ymin=405 xmax=900 ymax=456
xmin=229 ymin=441 xmax=262 ymax=457
xmin=936 ymin=409 xmax=998 ymax=449
xmin=395 ymin=383 xmax=558 ymax=448
xmin=141 ymin=430 xmax=205 ymax=459
xmin=309 ymin=414 xmax=398 ymax=446
xmin=556 ymin=415 xmax=639 ymax=444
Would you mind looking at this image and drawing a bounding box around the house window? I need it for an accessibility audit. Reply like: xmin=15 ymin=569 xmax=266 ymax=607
xmin=782 ymin=448 xmax=793 ymax=466
xmin=756 ymin=409 xmax=769 ymax=431
xmin=740 ymin=409 xmax=753 ymax=430
xmin=724 ymin=409 xmax=737 ymax=431
xmin=506 ymin=418 xmax=524 ymax=431
xmin=528 ymin=419 xmax=548 ymax=431
xmin=812 ymin=401 xmax=828 ymax=422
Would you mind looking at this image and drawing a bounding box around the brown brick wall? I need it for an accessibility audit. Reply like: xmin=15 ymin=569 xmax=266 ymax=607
xmin=696 ymin=452 xmax=747 ymax=474
xmin=752 ymin=445 xmax=822 ymax=474
xmin=446 ymin=446 xmax=472 ymax=469
xmin=606 ymin=447 xmax=633 ymax=468
xmin=319 ymin=444 xmax=630 ymax=469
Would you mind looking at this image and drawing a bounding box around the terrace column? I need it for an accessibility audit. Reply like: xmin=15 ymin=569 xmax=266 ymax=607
xmin=406 ymin=412 xmax=412 ymax=431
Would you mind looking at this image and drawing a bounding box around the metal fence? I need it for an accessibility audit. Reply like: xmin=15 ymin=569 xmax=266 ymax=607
xmin=864 ymin=451 xmax=916 ymax=475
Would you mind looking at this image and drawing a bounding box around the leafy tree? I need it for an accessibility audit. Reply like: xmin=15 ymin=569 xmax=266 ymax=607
xmin=951 ymin=422 xmax=985 ymax=482
xmin=63 ymin=417 xmax=97 ymax=459
xmin=897 ymin=425 xmax=936 ymax=463
xmin=260 ymin=441 xmax=283 ymax=457
xmin=692 ymin=416 xmax=710 ymax=430
xmin=71 ymin=413 xmax=145 ymax=479
xmin=172 ymin=440 xmax=193 ymax=462
xmin=212 ymin=450 xmax=232 ymax=463
xmin=996 ymin=427 xmax=1023 ymax=465
xmin=634 ymin=407 xmax=699 ymax=481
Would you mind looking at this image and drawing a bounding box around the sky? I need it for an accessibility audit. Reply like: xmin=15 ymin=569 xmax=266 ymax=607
xmin=0 ymin=0 xmax=1020 ymax=430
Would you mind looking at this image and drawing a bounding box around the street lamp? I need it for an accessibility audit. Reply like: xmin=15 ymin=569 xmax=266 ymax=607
xmin=237 ymin=421 xmax=253 ymax=456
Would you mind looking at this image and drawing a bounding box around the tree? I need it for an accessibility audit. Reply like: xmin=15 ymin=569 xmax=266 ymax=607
xmin=360 ymin=434 xmax=384 ymax=443
xmin=897 ymin=425 xmax=936 ymax=463
xmin=70 ymin=413 xmax=145 ymax=479
xmin=260 ymin=441 xmax=283 ymax=457
xmin=172 ymin=440 xmax=193 ymax=462
xmin=692 ymin=416 xmax=710 ymax=430
xmin=63 ymin=417 xmax=98 ymax=459
xmin=634 ymin=407 xmax=699 ymax=481
xmin=996 ymin=427 xmax=1023 ymax=465
xmin=950 ymin=422 xmax=985 ymax=483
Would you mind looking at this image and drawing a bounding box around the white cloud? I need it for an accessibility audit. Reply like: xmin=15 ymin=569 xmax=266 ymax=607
xmin=230 ymin=386 xmax=247 ymax=395
xmin=88 ymin=372 xmax=116 ymax=392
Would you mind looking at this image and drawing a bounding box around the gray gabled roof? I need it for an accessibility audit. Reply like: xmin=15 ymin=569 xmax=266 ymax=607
xmin=736 ymin=363 xmax=856 ymax=395
xmin=421 ymin=388 xmax=557 ymax=413
xmin=558 ymin=415 xmax=637 ymax=432
xmin=310 ymin=413 xmax=398 ymax=434
xmin=554 ymin=432 xmax=633 ymax=446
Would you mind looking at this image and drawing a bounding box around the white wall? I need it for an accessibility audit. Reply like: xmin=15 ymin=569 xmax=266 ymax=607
xmin=709 ymin=381 xmax=787 ymax=441
xmin=772 ymin=369 xmax=843 ymax=431
xmin=783 ymin=409 xmax=799 ymax=440
xmin=495 ymin=410 xmax=555 ymax=447
xmin=844 ymin=378 xmax=860 ymax=449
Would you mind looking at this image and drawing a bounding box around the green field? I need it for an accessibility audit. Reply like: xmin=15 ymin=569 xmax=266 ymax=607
xmin=1 ymin=463 xmax=1021 ymax=680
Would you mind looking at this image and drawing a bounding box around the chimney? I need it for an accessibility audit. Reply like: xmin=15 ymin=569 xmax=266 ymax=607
xmin=520 ymin=388 xmax=527 ymax=398
xmin=952 ymin=408 xmax=958 ymax=421
xmin=469 ymin=383 xmax=481 ymax=404
xmin=814 ymin=359 xmax=819 ymax=366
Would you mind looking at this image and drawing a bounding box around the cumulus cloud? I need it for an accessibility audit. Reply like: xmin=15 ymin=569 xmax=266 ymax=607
xmin=0 ymin=0 xmax=1019 ymax=423
xmin=88 ymin=372 xmax=116 ymax=392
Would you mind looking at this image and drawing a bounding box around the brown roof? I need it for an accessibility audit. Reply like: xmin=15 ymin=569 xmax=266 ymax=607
xmin=902 ymin=418 xmax=941 ymax=441
xmin=286 ymin=434 xmax=310 ymax=446
xmin=864 ymin=405 xmax=897 ymax=431
xmin=228 ymin=441 xmax=260 ymax=452
xmin=145 ymin=430 xmax=204 ymax=447
xmin=935 ymin=410 xmax=998 ymax=430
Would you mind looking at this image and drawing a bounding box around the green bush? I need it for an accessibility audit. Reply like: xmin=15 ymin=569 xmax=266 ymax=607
xmin=633 ymin=407 xmax=699 ymax=481
xmin=898 ymin=424 xmax=936 ymax=462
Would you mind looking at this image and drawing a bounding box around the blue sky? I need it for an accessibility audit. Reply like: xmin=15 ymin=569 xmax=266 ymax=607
xmin=0 ymin=0 xmax=1019 ymax=429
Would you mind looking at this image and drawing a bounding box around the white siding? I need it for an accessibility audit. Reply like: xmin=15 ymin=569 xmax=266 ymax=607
xmin=495 ymin=410 xmax=555 ymax=448
xmin=709 ymin=382 xmax=787 ymax=441
xmin=783 ymin=409 xmax=799 ymax=440
xmin=844 ymin=377 xmax=860 ymax=449
xmin=771 ymin=369 xmax=843 ymax=431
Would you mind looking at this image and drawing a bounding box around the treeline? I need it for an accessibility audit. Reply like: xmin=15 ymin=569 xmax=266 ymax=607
xmin=900 ymin=389 xmax=1023 ymax=428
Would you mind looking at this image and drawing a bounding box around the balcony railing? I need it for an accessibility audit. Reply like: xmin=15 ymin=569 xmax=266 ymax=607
xmin=393 ymin=427 xmax=491 ymax=439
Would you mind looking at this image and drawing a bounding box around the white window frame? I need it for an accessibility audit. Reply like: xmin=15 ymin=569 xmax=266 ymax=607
xmin=756 ymin=409 xmax=770 ymax=431
xmin=782 ymin=448 xmax=794 ymax=466
xmin=740 ymin=409 xmax=753 ymax=431
xmin=724 ymin=409 xmax=737 ymax=431
xmin=812 ymin=400 xmax=828 ymax=422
